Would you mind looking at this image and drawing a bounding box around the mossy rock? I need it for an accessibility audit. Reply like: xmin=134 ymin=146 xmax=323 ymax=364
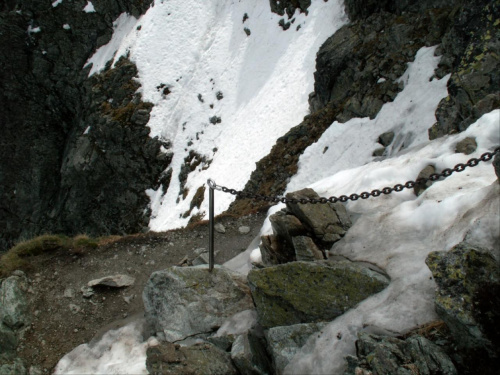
xmin=247 ymin=261 xmax=389 ymax=328
xmin=425 ymin=242 xmax=499 ymax=354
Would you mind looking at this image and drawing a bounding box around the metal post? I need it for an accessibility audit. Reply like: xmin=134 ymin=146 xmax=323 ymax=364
xmin=208 ymin=179 xmax=215 ymax=272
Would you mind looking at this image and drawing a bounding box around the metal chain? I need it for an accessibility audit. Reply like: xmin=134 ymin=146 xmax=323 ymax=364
xmin=208 ymin=147 xmax=499 ymax=204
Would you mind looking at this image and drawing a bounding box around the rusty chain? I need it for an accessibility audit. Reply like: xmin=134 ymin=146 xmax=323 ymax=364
xmin=208 ymin=147 xmax=500 ymax=204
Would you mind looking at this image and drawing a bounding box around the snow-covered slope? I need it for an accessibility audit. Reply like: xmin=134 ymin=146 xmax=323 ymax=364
xmin=55 ymin=1 xmax=499 ymax=374
xmin=86 ymin=0 xmax=348 ymax=230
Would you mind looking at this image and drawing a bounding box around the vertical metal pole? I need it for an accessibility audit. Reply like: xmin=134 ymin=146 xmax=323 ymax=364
xmin=208 ymin=184 xmax=215 ymax=272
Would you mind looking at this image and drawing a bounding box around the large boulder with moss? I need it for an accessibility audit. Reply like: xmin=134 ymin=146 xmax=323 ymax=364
xmin=266 ymin=322 xmax=328 ymax=375
xmin=146 ymin=342 xmax=238 ymax=375
xmin=247 ymin=260 xmax=389 ymax=329
xmin=425 ymin=242 xmax=499 ymax=356
xmin=344 ymin=332 xmax=457 ymax=375
xmin=143 ymin=265 xmax=254 ymax=342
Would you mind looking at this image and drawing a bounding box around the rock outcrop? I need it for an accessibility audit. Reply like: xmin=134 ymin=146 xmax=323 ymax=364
xmin=0 ymin=0 xmax=170 ymax=250
xmin=426 ymin=243 xmax=499 ymax=358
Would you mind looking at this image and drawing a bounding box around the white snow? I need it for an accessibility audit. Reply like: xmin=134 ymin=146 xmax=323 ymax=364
xmin=84 ymin=13 xmax=140 ymax=76
xmin=83 ymin=1 xmax=96 ymax=13
xmin=54 ymin=321 xmax=155 ymax=375
xmin=63 ymin=24 xmax=71 ymax=30
xmin=56 ymin=1 xmax=500 ymax=374
xmin=83 ymin=0 xmax=348 ymax=230
xmin=27 ymin=25 xmax=41 ymax=34
xmin=52 ymin=0 xmax=63 ymax=8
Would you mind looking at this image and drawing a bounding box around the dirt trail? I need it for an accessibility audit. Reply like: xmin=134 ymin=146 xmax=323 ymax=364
xmin=15 ymin=211 xmax=267 ymax=372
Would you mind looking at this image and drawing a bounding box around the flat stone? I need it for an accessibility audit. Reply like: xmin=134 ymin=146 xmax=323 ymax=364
xmin=87 ymin=274 xmax=135 ymax=288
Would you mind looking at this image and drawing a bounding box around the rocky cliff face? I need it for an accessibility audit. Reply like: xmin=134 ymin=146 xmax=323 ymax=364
xmin=229 ymin=0 xmax=499 ymax=215
xmin=0 ymin=0 xmax=170 ymax=250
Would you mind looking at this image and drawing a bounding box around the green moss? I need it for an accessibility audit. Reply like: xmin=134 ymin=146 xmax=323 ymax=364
xmin=0 ymin=234 xmax=102 ymax=278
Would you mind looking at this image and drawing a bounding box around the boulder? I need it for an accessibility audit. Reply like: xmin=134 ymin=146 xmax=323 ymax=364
xmin=0 ymin=358 xmax=27 ymax=375
xmin=344 ymin=332 xmax=457 ymax=375
xmin=143 ymin=265 xmax=254 ymax=341
xmin=0 ymin=272 xmax=29 ymax=330
xmin=291 ymin=236 xmax=324 ymax=261
xmin=146 ymin=342 xmax=238 ymax=375
xmin=247 ymin=261 xmax=389 ymax=328
xmin=414 ymin=165 xmax=436 ymax=196
xmin=231 ymin=331 xmax=272 ymax=375
xmin=266 ymin=322 xmax=328 ymax=375
xmin=87 ymin=274 xmax=135 ymax=288
xmin=285 ymin=188 xmax=351 ymax=244
xmin=455 ymin=137 xmax=477 ymax=155
xmin=425 ymin=242 xmax=499 ymax=356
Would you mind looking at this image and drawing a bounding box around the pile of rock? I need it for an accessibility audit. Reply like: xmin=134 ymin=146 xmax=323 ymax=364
xmin=143 ymin=188 xmax=392 ymax=374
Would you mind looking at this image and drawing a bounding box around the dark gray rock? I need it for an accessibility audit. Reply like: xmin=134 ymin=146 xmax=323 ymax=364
xmin=344 ymin=332 xmax=457 ymax=375
xmin=247 ymin=260 xmax=389 ymax=328
xmin=266 ymin=322 xmax=328 ymax=375
xmin=286 ymin=188 xmax=351 ymax=245
xmin=0 ymin=0 xmax=169 ymax=251
xmin=425 ymin=242 xmax=499 ymax=357
xmin=378 ymin=131 xmax=395 ymax=147
xmin=269 ymin=0 xmax=311 ymax=18
xmin=143 ymin=265 xmax=254 ymax=341
xmin=493 ymin=153 xmax=500 ymax=180
xmin=231 ymin=330 xmax=272 ymax=375
xmin=146 ymin=342 xmax=238 ymax=375
xmin=259 ymin=235 xmax=295 ymax=266
xmin=372 ymin=147 xmax=386 ymax=157
xmin=270 ymin=210 xmax=307 ymax=243
xmin=455 ymin=137 xmax=477 ymax=155
xmin=414 ymin=165 xmax=436 ymax=196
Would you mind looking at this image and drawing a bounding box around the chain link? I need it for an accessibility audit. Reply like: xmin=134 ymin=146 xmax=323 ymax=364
xmin=209 ymin=147 xmax=500 ymax=204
